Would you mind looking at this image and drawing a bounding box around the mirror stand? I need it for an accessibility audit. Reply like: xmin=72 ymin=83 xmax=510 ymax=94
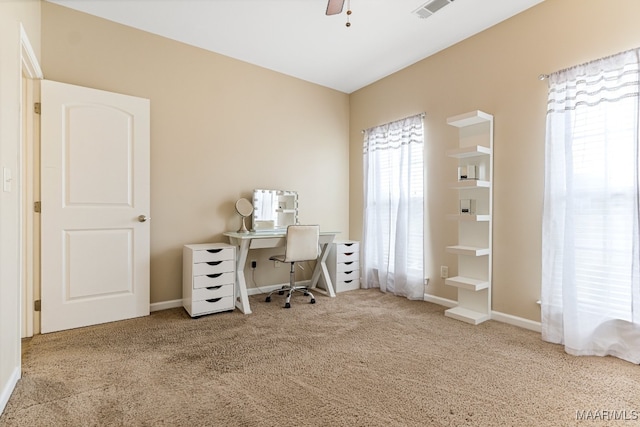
xmin=238 ymin=216 xmax=249 ymax=233
xmin=235 ymin=198 xmax=254 ymax=234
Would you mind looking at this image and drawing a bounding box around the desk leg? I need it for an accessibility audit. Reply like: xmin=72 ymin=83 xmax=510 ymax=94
xmin=232 ymin=238 xmax=252 ymax=314
xmin=309 ymin=239 xmax=336 ymax=297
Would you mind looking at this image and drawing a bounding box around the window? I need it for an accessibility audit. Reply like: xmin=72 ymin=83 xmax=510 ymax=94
xmin=542 ymin=48 xmax=640 ymax=363
xmin=362 ymin=114 xmax=424 ymax=300
xmin=566 ymin=100 xmax=636 ymax=320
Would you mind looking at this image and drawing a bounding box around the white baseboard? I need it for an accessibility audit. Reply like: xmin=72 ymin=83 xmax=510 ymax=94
xmin=149 ymin=282 xmax=300 ymax=313
xmin=424 ymin=293 xmax=541 ymax=333
xmin=491 ymin=310 xmax=541 ymax=333
xmin=151 ymin=292 xmax=542 ymax=333
xmin=423 ymin=293 xmax=456 ymax=308
xmin=247 ymin=281 xmax=312 ymax=296
xmin=0 ymin=366 xmax=21 ymax=415
xmin=247 ymin=285 xmax=278 ymax=296
xmin=150 ymin=299 xmax=182 ymax=312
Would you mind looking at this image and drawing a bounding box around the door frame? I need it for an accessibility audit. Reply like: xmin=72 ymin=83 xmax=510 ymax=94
xmin=20 ymin=23 xmax=43 ymax=338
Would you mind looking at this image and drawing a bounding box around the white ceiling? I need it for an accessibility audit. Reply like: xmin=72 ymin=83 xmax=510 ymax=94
xmin=45 ymin=0 xmax=544 ymax=94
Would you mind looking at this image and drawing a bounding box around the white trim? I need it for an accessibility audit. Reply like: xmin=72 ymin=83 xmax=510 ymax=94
xmin=247 ymin=282 xmax=295 ymax=296
xmin=20 ymin=24 xmax=43 ymax=79
xmin=155 ymin=292 xmax=543 ymax=333
xmin=150 ymin=279 xmax=299 ymax=313
xmin=21 ymin=74 xmax=32 ymax=338
xmin=0 ymin=367 xmax=21 ymax=415
xmin=150 ymin=299 xmax=182 ymax=312
xmin=423 ymin=293 xmax=456 ymax=308
xmin=20 ymin=22 xmax=43 ymax=339
xmin=156 ymin=281 xmax=319 ymax=312
xmin=247 ymin=280 xmax=329 ymax=296
xmin=425 ymin=293 xmax=542 ymax=333
xmin=149 ymin=283 xmax=289 ymax=313
xmin=491 ymin=310 xmax=541 ymax=333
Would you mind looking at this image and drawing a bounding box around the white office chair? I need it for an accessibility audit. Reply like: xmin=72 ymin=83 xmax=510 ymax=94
xmin=266 ymin=225 xmax=320 ymax=308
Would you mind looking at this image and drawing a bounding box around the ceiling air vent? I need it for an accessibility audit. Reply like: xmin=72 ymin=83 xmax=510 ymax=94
xmin=413 ymin=0 xmax=455 ymax=19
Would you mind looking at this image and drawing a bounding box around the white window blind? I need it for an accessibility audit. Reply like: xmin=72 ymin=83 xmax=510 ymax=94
xmin=566 ymin=100 xmax=636 ymax=320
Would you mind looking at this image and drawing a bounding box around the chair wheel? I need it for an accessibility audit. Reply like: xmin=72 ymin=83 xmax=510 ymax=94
xmin=278 ymin=291 xmax=284 ymax=295
xmin=285 ymin=303 xmax=291 ymax=309
xmin=265 ymin=296 xmax=271 ymax=303
xmin=310 ymin=298 xmax=316 ymax=304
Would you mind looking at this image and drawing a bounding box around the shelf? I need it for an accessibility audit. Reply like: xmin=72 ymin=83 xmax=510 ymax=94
xmin=450 ymin=180 xmax=490 ymax=189
xmin=445 ymin=276 xmax=489 ymax=291
xmin=447 ymin=110 xmax=493 ymax=128
xmin=445 ymin=110 xmax=493 ymax=327
xmin=446 ymin=214 xmax=490 ymax=222
xmin=446 ymin=145 xmax=492 ymax=159
xmin=446 ymin=245 xmax=490 ymax=256
xmin=444 ymin=306 xmax=491 ymax=325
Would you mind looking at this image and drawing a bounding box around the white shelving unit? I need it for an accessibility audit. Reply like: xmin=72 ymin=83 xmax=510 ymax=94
xmin=444 ymin=110 xmax=493 ymax=325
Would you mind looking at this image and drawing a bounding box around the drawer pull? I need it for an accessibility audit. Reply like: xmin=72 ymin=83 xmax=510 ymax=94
xmin=206 ymin=285 xmax=223 ymax=290
xmin=205 ymin=298 xmax=222 ymax=303
xmin=206 ymin=249 xmax=223 ymax=253
xmin=344 ymin=243 xmax=353 ymax=247
xmin=344 ymin=280 xmax=353 ymax=283
xmin=344 ymin=252 xmax=354 ymax=256
xmin=206 ymin=273 xmax=223 ymax=278
xmin=344 ymin=271 xmax=354 ymax=274
xmin=206 ymin=261 xmax=223 ymax=266
xmin=344 ymin=261 xmax=354 ymax=266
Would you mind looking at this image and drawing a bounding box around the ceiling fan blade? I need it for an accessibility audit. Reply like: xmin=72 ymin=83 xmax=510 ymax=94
xmin=326 ymin=0 xmax=345 ymax=15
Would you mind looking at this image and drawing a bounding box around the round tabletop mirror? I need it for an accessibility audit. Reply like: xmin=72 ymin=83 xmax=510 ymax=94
xmin=235 ymin=198 xmax=253 ymax=233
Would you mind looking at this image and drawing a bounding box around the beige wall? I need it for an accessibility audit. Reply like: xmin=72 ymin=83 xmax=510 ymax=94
xmin=0 ymin=0 xmax=41 ymax=411
xmin=41 ymin=2 xmax=350 ymax=304
xmin=35 ymin=0 xmax=640 ymax=323
xmin=3 ymin=0 xmax=637 ymax=415
xmin=349 ymin=0 xmax=640 ymax=322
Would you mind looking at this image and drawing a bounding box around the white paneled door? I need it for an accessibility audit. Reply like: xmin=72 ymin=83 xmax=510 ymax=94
xmin=40 ymin=80 xmax=150 ymax=333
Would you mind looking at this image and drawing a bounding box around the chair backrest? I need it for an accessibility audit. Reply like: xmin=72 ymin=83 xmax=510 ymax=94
xmin=283 ymin=225 xmax=320 ymax=263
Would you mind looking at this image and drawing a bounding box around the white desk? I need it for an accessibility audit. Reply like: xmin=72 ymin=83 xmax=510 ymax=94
xmin=223 ymin=230 xmax=338 ymax=314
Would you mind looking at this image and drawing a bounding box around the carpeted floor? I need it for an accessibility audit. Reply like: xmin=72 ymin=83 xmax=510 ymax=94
xmin=1 ymin=289 xmax=639 ymax=426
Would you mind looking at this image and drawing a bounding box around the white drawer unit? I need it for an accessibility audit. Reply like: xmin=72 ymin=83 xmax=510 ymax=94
xmin=183 ymin=243 xmax=236 ymax=317
xmin=327 ymin=240 xmax=360 ymax=293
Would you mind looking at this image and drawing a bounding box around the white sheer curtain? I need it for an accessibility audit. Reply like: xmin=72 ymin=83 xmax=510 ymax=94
xmin=542 ymin=48 xmax=640 ymax=364
xmin=362 ymin=114 xmax=424 ymax=300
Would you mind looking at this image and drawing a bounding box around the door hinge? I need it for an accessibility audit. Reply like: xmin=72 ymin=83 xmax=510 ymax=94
xmin=34 ymin=102 xmax=41 ymax=114
xmin=34 ymin=201 xmax=41 ymax=213
xmin=34 ymin=299 xmax=41 ymax=312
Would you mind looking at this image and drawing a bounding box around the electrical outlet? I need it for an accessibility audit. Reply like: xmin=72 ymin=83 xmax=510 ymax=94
xmin=274 ymin=260 xmax=281 ymax=268
xmin=251 ymin=260 xmax=257 ymax=269
xmin=440 ymin=265 xmax=449 ymax=279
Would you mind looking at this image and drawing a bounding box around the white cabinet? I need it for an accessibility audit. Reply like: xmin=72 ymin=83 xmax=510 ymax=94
xmin=445 ymin=110 xmax=493 ymax=325
xmin=183 ymin=243 xmax=236 ymax=317
xmin=327 ymin=240 xmax=360 ymax=293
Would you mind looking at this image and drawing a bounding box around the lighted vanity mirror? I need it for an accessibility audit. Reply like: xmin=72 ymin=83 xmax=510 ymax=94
xmin=252 ymin=189 xmax=298 ymax=232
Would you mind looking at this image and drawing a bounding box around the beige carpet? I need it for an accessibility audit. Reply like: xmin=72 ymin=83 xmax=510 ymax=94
xmin=2 ymin=289 xmax=639 ymax=426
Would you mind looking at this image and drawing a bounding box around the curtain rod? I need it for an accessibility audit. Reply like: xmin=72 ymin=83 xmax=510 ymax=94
xmin=539 ymin=46 xmax=640 ymax=82
xmin=361 ymin=112 xmax=425 ymax=133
